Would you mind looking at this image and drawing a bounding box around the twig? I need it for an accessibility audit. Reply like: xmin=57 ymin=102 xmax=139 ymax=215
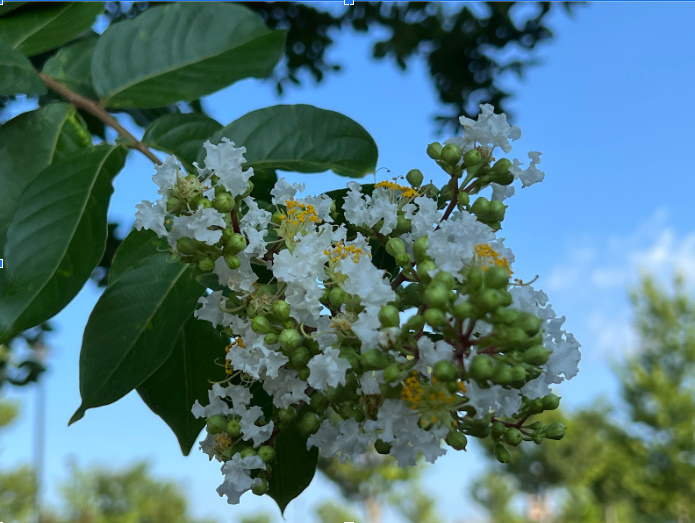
xmin=38 ymin=72 xmax=162 ymax=165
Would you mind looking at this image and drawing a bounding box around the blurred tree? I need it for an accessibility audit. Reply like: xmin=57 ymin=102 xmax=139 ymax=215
xmin=471 ymin=273 xmax=695 ymax=523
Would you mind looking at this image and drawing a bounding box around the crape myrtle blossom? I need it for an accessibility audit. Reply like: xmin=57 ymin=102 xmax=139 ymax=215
xmin=133 ymin=105 xmax=581 ymax=506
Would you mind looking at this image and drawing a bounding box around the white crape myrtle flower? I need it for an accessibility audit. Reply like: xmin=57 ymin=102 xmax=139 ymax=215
xmin=414 ymin=337 xmax=455 ymax=374
xmin=427 ymin=211 xmax=495 ymax=277
xmin=191 ymin=382 xmax=252 ymax=420
xmin=239 ymin=197 xmax=272 ymax=257
xmin=152 ymin=156 xmax=185 ymax=196
xmin=226 ymin=335 xmax=289 ymax=380
xmin=389 ymin=417 xmax=448 ymax=466
xmin=238 ymin=405 xmax=274 ymax=446
xmin=217 ymin=454 xmax=266 ymax=505
xmin=464 ymin=375 xmax=523 ymax=418
xmin=271 ymin=178 xmax=305 ymax=204
xmin=261 ymin=368 xmax=310 ymax=408
xmin=343 ymin=182 xmax=399 ymax=234
xmin=338 ymin=254 xmax=395 ymax=307
xmin=458 ymin=103 xmax=522 ymax=153
xmin=358 ymin=370 xmax=385 ymax=394
xmin=213 ymin=253 xmax=258 ymax=293
xmin=168 ymin=207 xmax=227 ymax=248
xmin=307 ymin=419 xmax=371 ymax=463
xmin=197 ymin=138 xmax=254 ymax=197
xmin=194 ymin=290 xmax=234 ymax=328
xmin=307 ymin=347 xmax=351 ymax=391
xmin=134 ymin=199 xmax=168 ymax=238
xmin=490 ymin=182 xmax=515 ymax=202
xmin=511 ymin=151 xmax=545 ymax=188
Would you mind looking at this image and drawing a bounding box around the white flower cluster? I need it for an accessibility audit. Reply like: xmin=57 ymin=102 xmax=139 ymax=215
xmin=134 ymin=104 xmax=581 ymax=505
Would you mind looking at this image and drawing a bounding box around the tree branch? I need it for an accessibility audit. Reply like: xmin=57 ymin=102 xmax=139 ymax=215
xmin=38 ymin=72 xmax=162 ymax=166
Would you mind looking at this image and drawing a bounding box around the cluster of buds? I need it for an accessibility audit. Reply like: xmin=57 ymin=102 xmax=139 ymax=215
xmin=134 ymin=104 xmax=580 ymax=505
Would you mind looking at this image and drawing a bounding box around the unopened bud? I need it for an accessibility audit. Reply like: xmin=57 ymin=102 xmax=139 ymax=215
xmin=206 ymin=415 xmax=227 ymax=435
xmin=413 ymin=236 xmax=429 ymax=264
xmin=198 ymin=257 xmax=215 ymax=272
xmin=406 ymin=168 xmax=424 ymax=187
xmin=433 ymin=360 xmax=459 ymax=382
xmin=251 ymin=316 xmax=273 ymax=334
xmin=457 ymin=191 xmax=470 ymax=206
xmin=453 ymin=301 xmax=475 ymax=320
xmin=484 ymin=265 xmax=510 ymax=290
xmin=441 ymin=143 xmax=462 ymax=166
xmin=224 ymin=254 xmax=241 ymax=270
xmin=417 ymin=260 xmax=436 ymax=283
xmin=299 ymin=412 xmax=321 ymax=435
xmin=423 ymin=307 xmax=447 ymax=328
xmin=279 ymin=328 xmax=302 ymax=349
xmin=383 ymin=364 xmax=406 ymax=382
xmin=272 ymin=300 xmax=291 ymax=321
xmin=542 ymin=394 xmax=561 ymax=411
xmin=213 ymin=192 xmax=235 ymax=213
xmin=177 ymin=237 xmax=199 ymax=255
xmin=374 ymin=439 xmax=392 ymax=454
xmin=427 ymin=142 xmax=443 ymax=160
xmin=328 ymin=287 xmax=347 ymax=309
xmin=494 ymin=443 xmax=511 ymax=463
xmin=379 ymin=305 xmax=400 ymax=328
xmin=290 ymin=347 xmax=311 ymax=368
xmin=469 ymin=354 xmax=495 ymax=381
xmin=166 ymin=196 xmax=180 ymax=212
xmin=362 ymin=349 xmax=393 ymax=370
xmin=446 ymin=431 xmax=468 ymax=451
xmin=543 ymin=421 xmax=566 ymax=440
xmin=226 ymin=418 xmax=241 ymax=438
xmin=504 ymin=428 xmax=523 ymax=446
xmin=278 ymin=407 xmax=296 ymax=424
xmin=491 ymin=158 xmax=512 ymax=175
xmin=463 ymin=148 xmax=482 ymax=167
xmin=386 ymin=237 xmax=406 ymax=258
xmin=258 ymin=445 xmax=276 ymax=463
xmin=523 ymin=345 xmax=551 ymax=366
xmin=252 ymin=478 xmax=268 ymax=495
xmin=492 ymin=363 xmax=513 ymax=385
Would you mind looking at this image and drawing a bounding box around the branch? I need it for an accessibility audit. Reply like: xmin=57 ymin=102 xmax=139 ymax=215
xmin=38 ymin=72 xmax=162 ymax=166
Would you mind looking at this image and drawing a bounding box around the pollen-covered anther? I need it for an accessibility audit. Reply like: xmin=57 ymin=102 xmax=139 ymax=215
xmin=280 ymin=200 xmax=321 ymax=226
xmin=375 ymin=180 xmax=419 ymax=198
xmin=323 ymin=242 xmax=370 ymax=264
xmin=474 ymin=243 xmax=513 ymax=276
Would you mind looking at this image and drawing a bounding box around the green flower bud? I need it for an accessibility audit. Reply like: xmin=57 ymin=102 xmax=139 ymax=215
xmin=510 ymin=365 xmax=527 ymax=383
xmin=489 ymin=199 xmax=507 ymax=222
xmin=433 ymin=360 xmax=459 ymax=382
xmin=542 ymin=394 xmax=561 ymax=411
xmin=441 ymin=144 xmax=462 ymax=166
xmin=493 ymin=172 xmax=514 ymax=186
xmin=433 ymin=270 xmax=455 ymax=290
xmin=272 ymin=300 xmax=291 ymax=322
xmin=386 ymin=237 xmax=406 ymax=258
xmin=523 ymin=345 xmax=551 ymax=365
xmin=405 ymin=314 xmax=426 ymax=332
xmin=362 ymin=349 xmax=393 ymax=370
xmin=491 ymin=307 xmax=519 ymax=325
xmin=446 ymin=431 xmax=468 ymax=451
xmin=491 ymin=422 xmax=508 ymax=438
xmin=213 ymin=192 xmax=235 ymax=213
xmin=198 ymin=257 xmax=215 ymax=272
xmin=467 ymin=266 xmax=483 ymax=291
xmin=463 ymin=148 xmax=482 ymax=167
xmin=477 ymin=288 xmax=501 ymax=312
xmin=394 ymin=214 xmax=412 ymax=235
xmin=406 ymin=168 xmax=424 ymax=187
xmin=251 ymin=316 xmax=273 ymax=334
xmin=494 ymin=443 xmax=511 ymax=463
xmin=424 ymin=283 xmax=450 ymax=309
xmin=310 ymin=392 xmax=328 ymax=412
xmin=252 ymin=478 xmax=268 ymax=496
xmin=379 ymin=305 xmax=400 ymax=328
xmin=452 ymin=301 xmax=475 ymax=320
xmin=257 ymin=445 xmax=276 ymax=463
xmin=374 ymin=439 xmax=392 ymax=455
xmin=516 ymin=313 xmax=543 ymax=336
xmin=239 ymin=447 xmax=257 ymax=459
xmin=491 ymin=158 xmax=512 ymax=175
xmin=176 ymin=237 xmax=200 ymax=256
xmin=264 ymin=333 xmax=278 ymax=345
xmin=383 ymin=364 xmax=406 ymax=383
xmin=417 ymin=260 xmax=437 ymax=284
xmin=206 ymin=414 xmax=227 ymax=435
xmin=457 ymin=191 xmax=470 ymax=207
xmin=241 ymin=180 xmax=254 ymax=198
xmin=297 ymin=367 xmax=310 ymax=381
xmin=492 ymin=364 xmax=513 ymax=385
xmin=226 ymin=418 xmax=241 ymax=438
xmin=422 ymin=183 xmax=439 ymax=199
xmin=225 ymin=232 xmax=247 ymax=254
xmin=484 ymin=265 xmax=510 ymax=290
xmin=497 ymin=289 xmax=513 ymax=307
xmin=328 ymin=287 xmax=347 ymax=309
xmin=299 ymin=412 xmax=321 ymax=435
xmin=279 ymin=328 xmax=302 ymax=349
xmin=395 ymin=252 xmax=411 ymax=266
xmin=439 ymin=183 xmax=455 ymax=202
xmin=423 ymin=307 xmax=447 ymax=328
xmin=278 ymin=407 xmax=297 ymax=424
xmin=470 ymin=196 xmax=490 ymax=218
xmin=426 ymin=142 xmax=443 ymax=160
xmin=504 ymin=428 xmax=523 ymax=446
xmin=224 ymin=254 xmax=241 ymax=270
xmin=469 ymin=354 xmax=495 ymax=381
xmin=543 ymin=421 xmax=566 ymax=440
xmin=166 ymin=196 xmax=180 ymax=212
xmin=413 ymin=236 xmax=429 ymax=264
xmin=290 ymin=347 xmax=311 ymax=368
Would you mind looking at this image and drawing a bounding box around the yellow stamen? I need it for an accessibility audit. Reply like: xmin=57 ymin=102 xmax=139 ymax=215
xmin=375 ymin=180 xmax=419 ymax=198
xmin=474 ymin=243 xmax=512 ymax=276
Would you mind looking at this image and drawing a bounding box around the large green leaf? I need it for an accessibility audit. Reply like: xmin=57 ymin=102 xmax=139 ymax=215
xmin=142 ymin=113 xmax=222 ymax=171
xmin=0 ymin=2 xmax=103 ymax=56
xmin=70 ymin=253 xmax=203 ymax=424
xmin=267 ymin=424 xmax=319 ymax=514
xmin=109 ymin=229 xmax=167 ymax=286
xmin=137 ymin=315 xmax=228 ymax=455
xmin=0 ymin=103 xmax=92 ymax=251
xmin=202 ymin=105 xmax=378 ymax=178
xmin=0 ymin=40 xmax=46 ymax=95
xmin=92 ymin=3 xmax=286 ymax=108
xmin=0 ymin=145 xmax=127 ymax=343
xmin=0 ymin=3 xmax=27 ymax=17
xmin=42 ymin=35 xmax=97 ymax=99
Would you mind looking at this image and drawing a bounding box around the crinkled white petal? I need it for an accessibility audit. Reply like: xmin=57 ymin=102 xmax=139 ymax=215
xmin=306 ymin=347 xmax=351 ymax=391
xmin=134 ymin=199 xmax=169 ymax=238
xmin=217 ymin=455 xmax=265 ymax=505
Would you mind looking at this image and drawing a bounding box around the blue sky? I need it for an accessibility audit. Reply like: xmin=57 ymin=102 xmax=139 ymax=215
xmin=3 ymin=2 xmax=695 ymax=522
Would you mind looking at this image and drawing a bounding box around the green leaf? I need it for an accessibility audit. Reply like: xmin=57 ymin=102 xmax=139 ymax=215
xmin=42 ymin=35 xmax=97 ymax=99
xmin=142 ymin=113 xmax=222 ymax=171
xmin=0 ymin=145 xmax=127 ymax=343
xmin=92 ymin=3 xmax=286 ymax=108
xmin=137 ymin=314 xmax=228 ymax=455
xmin=0 ymin=103 xmax=92 ymax=252
xmin=267 ymin=424 xmax=319 ymax=514
xmin=0 ymin=3 xmax=27 ymax=17
xmin=70 ymin=253 xmax=203 ymax=424
xmin=0 ymin=2 xmax=104 ymax=56
xmin=203 ymin=105 xmax=378 ymax=178
xmin=0 ymin=40 xmax=46 ymax=95
xmin=109 ymin=229 xmax=168 ymax=286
